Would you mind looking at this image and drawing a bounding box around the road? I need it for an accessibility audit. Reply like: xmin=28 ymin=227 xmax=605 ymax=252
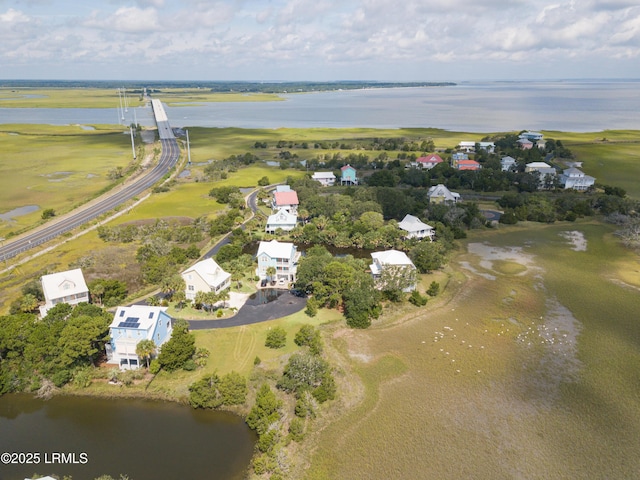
xmin=0 ymin=101 xmax=180 ymax=264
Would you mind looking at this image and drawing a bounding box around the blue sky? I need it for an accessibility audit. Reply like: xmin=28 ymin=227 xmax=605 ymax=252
xmin=1 ymin=0 xmax=639 ymax=81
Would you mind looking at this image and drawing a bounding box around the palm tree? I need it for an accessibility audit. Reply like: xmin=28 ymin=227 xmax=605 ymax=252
xmin=266 ymin=266 xmax=276 ymax=284
xmin=135 ymin=339 xmax=156 ymax=369
xmin=194 ymin=290 xmax=207 ymax=310
xmin=216 ymin=289 xmax=230 ymax=309
xmin=91 ymin=283 xmax=105 ymax=305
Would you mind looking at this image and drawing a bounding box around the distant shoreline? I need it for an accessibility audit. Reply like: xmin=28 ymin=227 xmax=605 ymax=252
xmin=0 ymin=79 xmax=457 ymax=93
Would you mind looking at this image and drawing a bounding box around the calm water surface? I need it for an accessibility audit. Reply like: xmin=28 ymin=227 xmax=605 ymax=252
xmin=1 ymin=81 xmax=638 ymax=132
xmin=0 ymin=393 xmax=256 ymax=480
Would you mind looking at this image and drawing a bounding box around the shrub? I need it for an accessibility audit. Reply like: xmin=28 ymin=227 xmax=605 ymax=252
xmin=426 ymin=281 xmax=440 ymax=297
xmin=288 ymin=417 xmax=305 ymax=442
xmin=149 ymin=359 xmax=161 ymax=374
xmin=265 ymin=327 xmax=287 ymax=349
xmin=408 ymin=290 xmax=428 ymax=307
xmin=183 ymin=359 xmax=197 ymax=371
xmin=51 ymin=370 xmax=72 ymax=388
xmin=304 ymin=297 xmax=318 ymax=317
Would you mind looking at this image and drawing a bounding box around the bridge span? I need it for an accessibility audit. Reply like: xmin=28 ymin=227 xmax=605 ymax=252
xmin=0 ymin=99 xmax=180 ymax=264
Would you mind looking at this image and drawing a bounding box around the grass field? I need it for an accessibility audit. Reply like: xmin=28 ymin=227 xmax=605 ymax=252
xmin=0 ymin=124 xmax=136 ymax=237
xmin=304 ymin=220 xmax=640 ymax=479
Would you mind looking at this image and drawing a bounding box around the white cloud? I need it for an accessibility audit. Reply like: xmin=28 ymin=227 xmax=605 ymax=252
xmin=0 ymin=0 xmax=639 ymax=79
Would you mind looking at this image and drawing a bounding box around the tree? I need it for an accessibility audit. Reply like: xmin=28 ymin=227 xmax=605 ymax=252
xmin=57 ymin=314 xmax=110 ymax=369
xmin=189 ymin=373 xmax=223 ymax=409
xmin=41 ymin=208 xmax=56 ymax=219
xmin=258 ymin=176 xmax=270 ymax=186
xmin=426 ymin=281 xmax=440 ymax=297
xmin=157 ymin=319 xmax=196 ymax=371
xmin=294 ymin=324 xmax=323 ymax=355
xmin=219 ymin=371 xmax=248 ymax=405
xmin=266 ymin=266 xmax=277 ymax=283
xmin=343 ymin=271 xmax=380 ymax=329
xmin=246 ymin=383 xmax=282 ymax=435
xmin=277 ymin=352 xmax=331 ymax=398
xmin=265 ymin=327 xmax=287 ymax=349
xmin=378 ymin=265 xmax=417 ymax=302
xmin=19 ymin=294 xmax=39 ymax=313
xmin=409 ymin=241 xmax=446 ymax=273
xmin=135 ymin=339 xmax=156 ymax=369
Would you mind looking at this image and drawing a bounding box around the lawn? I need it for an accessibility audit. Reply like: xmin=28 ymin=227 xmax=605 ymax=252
xmin=0 ymin=88 xmax=145 ymax=109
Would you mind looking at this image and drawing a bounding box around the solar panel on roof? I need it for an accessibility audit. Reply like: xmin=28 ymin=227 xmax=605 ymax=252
xmin=118 ymin=317 xmax=140 ymax=328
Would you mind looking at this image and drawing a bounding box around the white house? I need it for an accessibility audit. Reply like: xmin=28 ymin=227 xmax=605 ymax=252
xmin=525 ymin=162 xmax=556 ymax=176
xmin=559 ymin=168 xmax=596 ymax=191
xmin=370 ymin=250 xmax=417 ymax=292
xmin=428 ymin=184 xmax=460 ymax=204
xmin=520 ymin=131 xmax=544 ymax=142
xmin=40 ymin=268 xmax=89 ymax=317
xmin=106 ymin=305 xmax=173 ymax=370
xmin=181 ymin=258 xmax=231 ymax=301
xmin=255 ymin=240 xmax=300 ymax=283
xmin=458 ymin=141 xmax=495 ymax=153
xmin=413 ymin=154 xmax=444 ymax=170
xmin=398 ymin=214 xmax=435 ymax=240
xmin=312 ymin=172 xmax=336 ymax=186
xmin=272 ymin=190 xmax=299 ymax=213
xmin=266 ymin=208 xmax=298 ymax=233
xmin=501 ymin=156 xmax=517 ymax=172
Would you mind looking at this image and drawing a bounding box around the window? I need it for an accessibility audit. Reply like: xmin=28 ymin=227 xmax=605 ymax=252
xmin=119 ymin=310 xmax=125 ymax=317
xmin=188 ymin=285 xmax=194 ymax=291
xmin=149 ymin=311 xmax=154 ymax=319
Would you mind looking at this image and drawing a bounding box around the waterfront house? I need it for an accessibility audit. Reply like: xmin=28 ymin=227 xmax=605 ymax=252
xmin=272 ymin=190 xmax=299 ymax=214
xmin=312 ymin=172 xmax=336 ymax=186
xmin=181 ymin=258 xmax=231 ymax=301
xmin=255 ymin=240 xmax=300 ymax=283
xmin=398 ymin=214 xmax=435 ymax=240
xmin=559 ymin=168 xmax=596 ymax=191
xmin=413 ymin=154 xmax=444 ymax=170
xmin=40 ymin=268 xmax=89 ymax=317
xmin=266 ymin=208 xmax=298 ymax=233
xmin=520 ymin=131 xmax=544 ymax=142
xmin=341 ymin=164 xmax=358 ymax=185
xmin=107 ymin=305 xmax=173 ymax=370
xmin=370 ymin=250 xmax=417 ymax=292
xmin=428 ymin=184 xmax=460 ymax=204
xmin=501 ymin=156 xmax=517 ymax=172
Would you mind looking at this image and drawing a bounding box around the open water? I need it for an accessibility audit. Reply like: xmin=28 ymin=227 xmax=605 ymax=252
xmin=1 ymin=80 xmax=639 ymax=132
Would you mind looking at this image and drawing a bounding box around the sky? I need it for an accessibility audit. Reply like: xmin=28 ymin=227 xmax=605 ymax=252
xmin=1 ymin=0 xmax=639 ymax=81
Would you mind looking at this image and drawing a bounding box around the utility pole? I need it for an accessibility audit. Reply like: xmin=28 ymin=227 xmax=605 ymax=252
xmin=186 ymin=129 xmax=191 ymax=165
xmin=130 ymin=126 xmax=136 ymax=160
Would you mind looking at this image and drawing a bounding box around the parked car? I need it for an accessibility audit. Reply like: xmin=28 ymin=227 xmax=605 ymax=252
xmin=261 ymin=279 xmax=268 ymax=287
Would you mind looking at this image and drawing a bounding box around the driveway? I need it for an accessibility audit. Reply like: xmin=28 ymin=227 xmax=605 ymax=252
xmin=187 ymin=291 xmax=307 ymax=330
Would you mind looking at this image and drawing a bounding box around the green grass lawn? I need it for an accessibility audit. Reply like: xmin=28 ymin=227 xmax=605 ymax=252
xmin=0 ymin=88 xmax=145 ymax=109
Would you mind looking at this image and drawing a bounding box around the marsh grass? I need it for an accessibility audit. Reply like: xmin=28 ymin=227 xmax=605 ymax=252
xmin=0 ymin=88 xmax=145 ymax=108
xmin=0 ymin=125 xmax=134 ymax=236
xmin=306 ymin=220 xmax=640 ymax=479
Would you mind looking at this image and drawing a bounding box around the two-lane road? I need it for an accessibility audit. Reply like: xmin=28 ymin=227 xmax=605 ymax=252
xmin=0 ymin=101 xmax=180 ymax=264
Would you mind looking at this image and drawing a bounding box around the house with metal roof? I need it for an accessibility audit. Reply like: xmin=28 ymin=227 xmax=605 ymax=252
xmin=559 ymin=168 xmax=596 ymax=191
xmin=370 ymin=250 xmax=417 ymax=292
xmin=106 ymin=305 xmax=173 ymax=370
xmin=398 ymin=214 xmax=435 ymax=240
xmin=266 ymin=208 xmax=298 ymax=234
xmin=39 ymin=268 xmax=89 ymax=317
xmin=427 ymin=184 xmax=460 ymax=204
xmin=272 ymin=190 xmax=299 ymax=213
xmin=341 ymin=164 xmax=358 ymax=185
xmin=255 ymin=240 xmax=300 ymax=283
xmin=312 ymin=172 xmax=336 ymax=186
xmin=181 ymin=258 xmax=231 ymax=301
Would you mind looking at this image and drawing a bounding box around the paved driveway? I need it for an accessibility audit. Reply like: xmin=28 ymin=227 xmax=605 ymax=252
xmin=187 ymin=291 xmax=307 ymax=330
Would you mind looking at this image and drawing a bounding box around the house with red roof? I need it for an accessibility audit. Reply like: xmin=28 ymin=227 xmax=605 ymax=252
xmin=412 ymin=154 xmax=444 ymax=170
xmin=272 ymin=190 xmax=299 ymax=214
xmin=455 ymin=159 xmax=481 ymax=171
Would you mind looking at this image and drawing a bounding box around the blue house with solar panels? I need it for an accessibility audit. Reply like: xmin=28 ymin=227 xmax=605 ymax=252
xmin=106 ymin=305 xmax=173 ymax=370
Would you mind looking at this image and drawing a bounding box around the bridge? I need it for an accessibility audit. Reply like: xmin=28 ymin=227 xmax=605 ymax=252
xmin=0 ymin=99 xmax=180 ymax=264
